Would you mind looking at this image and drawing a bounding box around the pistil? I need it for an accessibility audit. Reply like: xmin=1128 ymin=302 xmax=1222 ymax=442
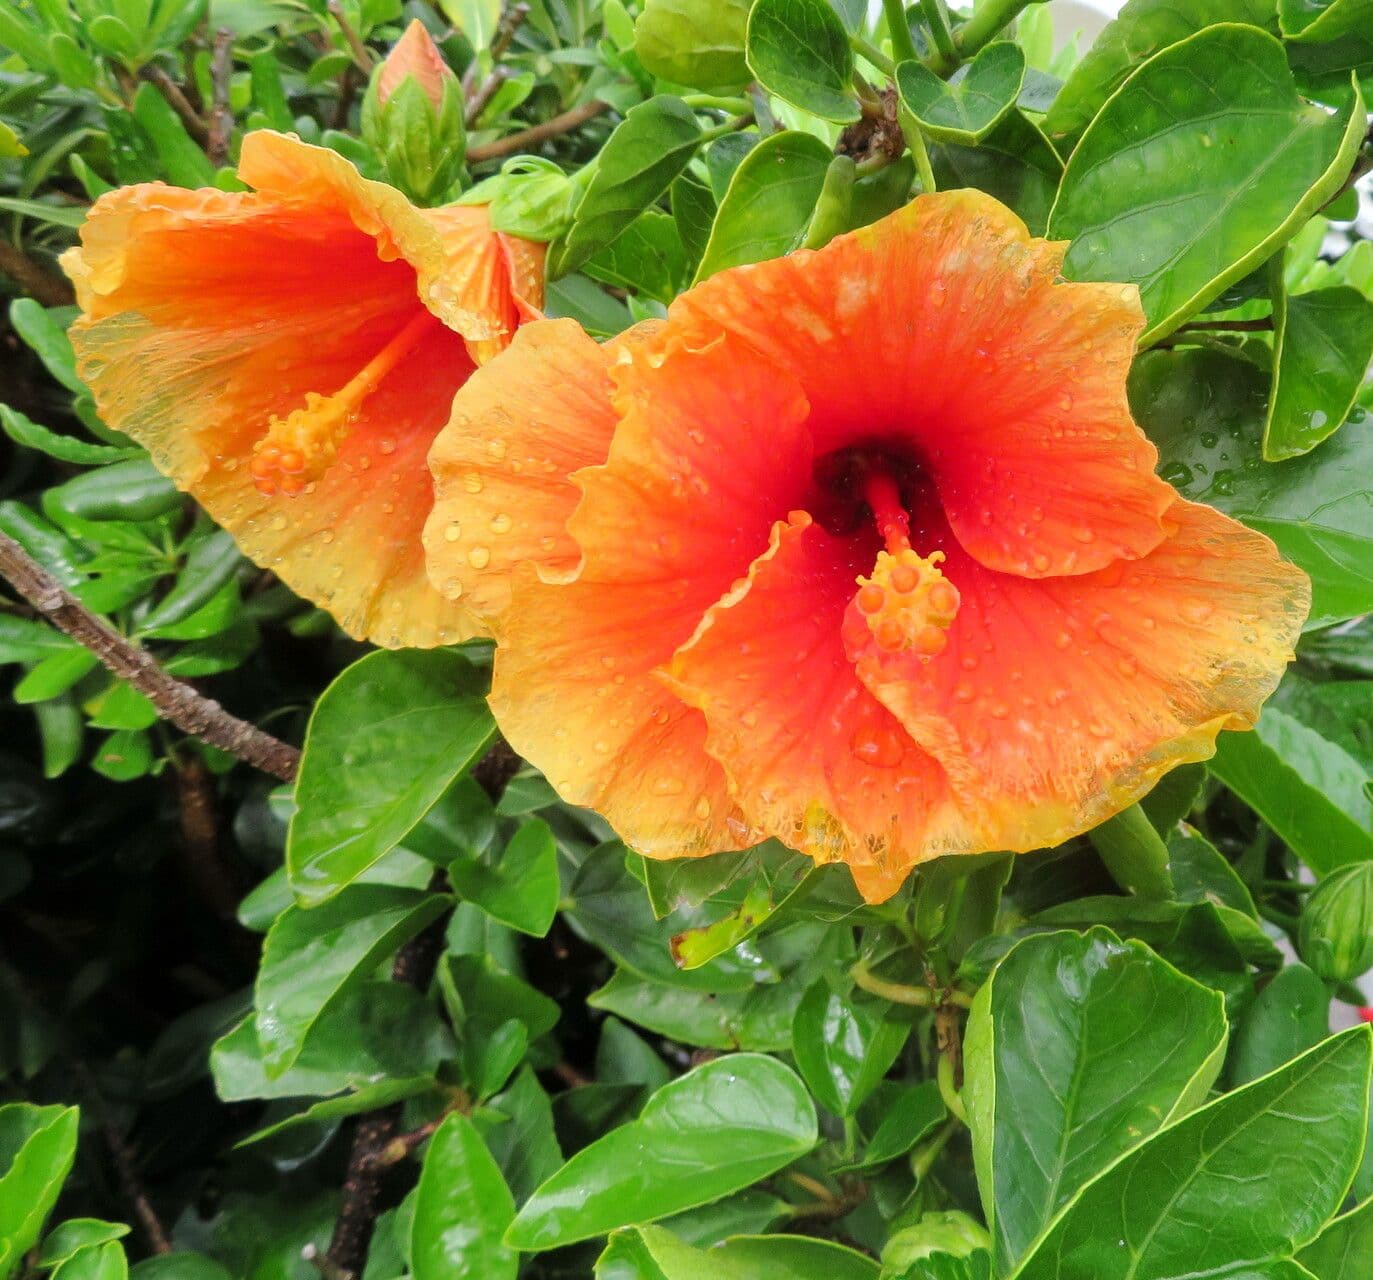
xmin=250 ymin=308 xmax=440 ymax=497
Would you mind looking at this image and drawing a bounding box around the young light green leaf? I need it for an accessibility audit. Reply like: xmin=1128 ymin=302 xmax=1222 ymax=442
xmin=1009 ymin=1028 xmax=1373 ymax=1279
xmin=896 ymin=43 xmax=1026 ymax=144
xmin=287 ymin=649 xmax=495 ymax=903
xmin=254 ymin=886 xmax=448 ymax=1077
xmin=0 ymin=407 xmax=136 ymax=466
xmin=964 ymin=928 xmax=1228 ymax=1271
xmin=38 ymin=1221 xmax=131 ymax=1269
xmin=506 ymin=1055 xmax=817 ymax=1250
xmin=1132 ymin=347 xmax=1373 ymax=629
xmin=1297 ymin=1197 xmax=1373 ymax=1280
xmin=693 ymin=130 xmax=832 ymax=282
xmin=51 ymin=1242 xmax=127 ymax=1280
xmin=1264 ymin=284 xmax=1373 ymax=461
xmin=411 ymin=1114 xmax=518 ymax=1280
xmin=0 ymin=1103 xmax=80 ymax=1280
xmin=634 ymin=0 xmax=751 ymax=92
xmin=746 ymin=0 xmax=860 ymax=123
xmin=1049 ymin=25 xmax=1365 ymax=344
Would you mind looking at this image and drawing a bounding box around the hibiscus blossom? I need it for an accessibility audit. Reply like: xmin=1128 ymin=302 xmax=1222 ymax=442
xmin=425 ymin=190 xmax=1307 ymax=901
xmin=63 ymin=130 xmax=543 ymax=647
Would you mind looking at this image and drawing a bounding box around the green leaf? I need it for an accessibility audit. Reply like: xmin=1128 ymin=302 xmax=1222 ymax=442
xmin=287 ymin=649 xmax=496 ymax=904
xmin=91 ymin=729 xmax=153 ymax=782
xmin=448 ymin=818 xmax=559 ymax=937
xmin=0 ymin=1104 xmax=79 ymax=1280
xmin=634 ymin=0 xmax=751 ymax=92
xmin=583 ymin=210 xmax=688 ymax=305
xmin=1298 ymin=1198 xmax=1373 ymax=1280
xmin=236 ymin=1075 xmax=435 ymax=1146
xmin=1009 ymin=1028 xmax=1373 ymax=1279
xmin=1166 ymin=823 xmax=1257 ymax=917
xmin=693 ymin=130 xmax=832 ymax=282
xmin=506 ymin=1055 xmax=817 ymax=1250
xmin=8 ymin=300 xmax=82 ymax=393
xmin=964 ymin=928 xmax=1228 ymax=1271
xmin=709 ymin=1236 xmax=879 ymax=1278
xmin=51 ymin=1242 xmax=127 ymax=1280
xmin=1289 ymin=31 xmax=1373 ymax=110
xmin=411 ymin=1114 xmax=518 ymax=1280
xmin=1048 ymin=24 xmax=1365 ymax=345
xmin=897 ymin=43 xmax=1025 ymax=144
xmin=1131 ymin=347 xmax=1373 ymax=629
xmin=1279 ymin=0 xmax=1372 ymax=41
xmin=0 ymin=406 xmax=136 ymax=466
xmin=553 ymin=97 xmax=704 ymax=277
xmin=0 ymin=121 xmax=24 ymax=157
xmin=137 ymin=529 xmax=240 ymax=636
xmin=1265 ymin=284 xmax=1373 ymax=461
xmin=0 ymin=616 xmax=76 ymax=665
xmin=1043 ymin=0 xmax=1274 ymax=144
xmin=1229 ymin=964 xmax=1331 ymax=1086
xmin=128 ymin=1256 xmax=231 ymax=1280
xmin=746 ymin=0 xmax=859 ymax=123
xmin=253 ymin=887 xmax=448 ymax=1077
xmin=483 ymin=1067 xmax=564 ymax=1203
xmin=836 ymin=1079 xmax=946 ymax=1172
xmin=44 ymin=458 xmax=180 ymax=523
xmin=1210 ymin=707 xmax=1373 ymax=876
xmin=791 ymin=980 xmax=910 ymax=1116
xmin=131 ymin=82 xmax=216 ymax=189
xmin=1086 ymin=803 xmax=1174 ymax=899
xmin=930 ymin=110 xmax=1061 ymax=235
xmin=39 ymin=1221 xmax=131 ymax=1269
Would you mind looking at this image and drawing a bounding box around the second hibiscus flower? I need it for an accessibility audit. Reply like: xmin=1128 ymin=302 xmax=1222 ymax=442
xmin=427 ymin=189 xmax=1308 ymax=901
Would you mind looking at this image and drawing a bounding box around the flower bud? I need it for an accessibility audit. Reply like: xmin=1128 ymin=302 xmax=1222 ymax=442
xmin=376 ymin=19 xmax=454 ymax=109
xmin=1298 ymin=862 xmax=1373 ymax=982
xmin=362 ymin=20 xmax=465 ymax=205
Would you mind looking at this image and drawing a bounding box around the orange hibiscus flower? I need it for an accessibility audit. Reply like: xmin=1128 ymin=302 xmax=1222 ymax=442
xmin=63 ymin=130 xmax=543 ymax=647
xmin=427 ymin=189 xmax=1308 ymax=901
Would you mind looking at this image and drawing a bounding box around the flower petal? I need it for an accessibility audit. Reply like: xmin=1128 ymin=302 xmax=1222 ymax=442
xmin=63 ymin=132 xmax=532 ymax=647
xmin=489 ymin=326 xmax=813 ymax=855
xmin=671 ymin=189 xmax=1175 ymax=578
xmin=662 ymin=512 xmax=971 ymax=899
xmin=424 ymin=318 xmax=622 ymax=620
xmin=850 ymin=500 xmax=1310 ymax=852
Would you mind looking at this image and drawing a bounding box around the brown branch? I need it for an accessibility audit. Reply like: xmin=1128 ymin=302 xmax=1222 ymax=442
xmin=0 ymin=242 xmax=75 ymax=307
xmin=466 ymin=99 xmax=609 ymax=163
xmin=172 ymin=753 xmax=243 ymax=920
xmin=206 ymin=28 xmax=234 ymax=167
xmin=327 ymin=0 xmax=375 ymax=73
xmin=464 ymin=66 xmax=509 ymax=127
xmin=462 ymin=2 xmax=530 ymax=99
xmin=138 ymin=65 xmax=210 ymax=144
xmin=0 ymin=532 xmax=300 ymax=781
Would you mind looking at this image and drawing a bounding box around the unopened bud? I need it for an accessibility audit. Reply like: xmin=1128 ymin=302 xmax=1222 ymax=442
xmin=1298 ymin=862 xmax=1373 ymax=983
xmin=376 ymin=19 xmax=454 ymax=109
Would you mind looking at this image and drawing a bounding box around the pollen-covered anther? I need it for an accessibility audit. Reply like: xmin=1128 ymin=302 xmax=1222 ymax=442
xmin=250 ymin=307 xmax=440 ymax=498
xmin=855 ymin=547 xmax=961 ymax=659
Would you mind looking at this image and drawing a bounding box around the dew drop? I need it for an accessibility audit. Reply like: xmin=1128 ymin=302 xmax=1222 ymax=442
xmin=463 ymin=472 xmax=483 ymax=494
xmin=444 ymin=521 xmax=462 ymax=542
xmin=490 ymin=513 xmax=513 ymax=534
xmin=467 ymin=545 xmax=490 ymax=569
xmin=694 ymin=797 xmax=711 ymax=821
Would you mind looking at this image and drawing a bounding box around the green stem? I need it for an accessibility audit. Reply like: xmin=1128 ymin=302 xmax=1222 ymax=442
xmin=696 ymin=112 xmax=755 ymax=143
xmin=850 ymin=32 xmax=896 ymax=77
xmin=851 ymin=959 xmax=974 ymax=1008
xmin=910 ymin=1118 xmax=958 ymax=1180
xmin=883 ymin=0 xmax=920 ymax=64
xmin=937 ymin=1052 xmax=967 ymax=1124
xmin=1088 ymin=803 xmax=1174 ymax=899
xmin=682 ymin=93 xmax=753 ymax=113
xmin=919 ymin=0 xmax=960 ymax=74
xmin=898 ymin=107 xmax=937 ymax=193
xmin=956 ymin=0 xmax=1040 ymax=56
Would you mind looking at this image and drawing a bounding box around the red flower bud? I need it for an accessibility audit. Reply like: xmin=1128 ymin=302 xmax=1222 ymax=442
xmin=376 ymin=19 xmax=454 ymax=109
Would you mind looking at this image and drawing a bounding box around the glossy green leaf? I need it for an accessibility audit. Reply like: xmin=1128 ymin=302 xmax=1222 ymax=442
xmin=836 ymin=1079 xmax=946 ymax=1172
xmin=710 ymin=1235 xmax=879 ymax=1278
xmin=896 ymin=43 xmax=1025 ymax=144
xmin=1048 ymin=25 xmax=1364 ymax=344
xmin=930 ymin=110 xmax=1061 ymax=235
xmin=287 ymin=649 xmax=495 ymax=904
xmin=506 ymin=1055 xmax=817 ymax=1250
xmin=237 ymin=1075 xmax=435 ymax=1146
xmin=554 ymin=97 xmax=703 ymax=276
xmin=411 ymin=1114 xmax=518 ymax=1280
xmin=693 ymin=130 xmax=832 ymax=282
xmin=791 ymin=980 xmax=910 ymax=1116
xmin=44 ymin=458 xmax=180 ymax=522
xmin=1210 ymin=707 xmax=1373 ymax=876
xmin=0 ymin=406 xmax=137 ymax=466
xmin=634 ymin=0 xmax=751 ymax=92
xmin=589 ymin=968 xmax=795 ymax=1051
xmin=1264 ymin=284 xmax=1373 ymax=461
xmin=1009 ymin=1028 xmax=1373 ymax=1279
xmin=448 ymin=818 xmax=559 ymax=936
xmin=1290 ymin=31 xmax=1373 ymax=110
xmin=746 ymin=0 xmax=859 ymax=123
xmin=1043 ymin=0 xmax=1274 ymax=144
xmin=1132 ymin=347 xmax=1373 ymax=629
xmin=1298 ymin=1198 xmax=1373 ymax=1280
xmin=1280 ymin=0 xmax=1372 ymax=41
xmin=583 ymin=210 xmax=688 ymax=305
xmin=0 ymin=1103 xmax=79 ymax=1280
xmin=1166 ymin=823 xmax=1257 ymax=917
xmin=964 ymin=928 xmax=1228 ymax=1270
xmin=1229 ymin=964 xmax=1330 ymax=1087
xmin=253 ymin=886 xmax=448 ymax=1077
xmin=483 ymin=1067 xmax=564 ymax=1203
xmin=128 ymin=1256 xmax=231 ymax=1280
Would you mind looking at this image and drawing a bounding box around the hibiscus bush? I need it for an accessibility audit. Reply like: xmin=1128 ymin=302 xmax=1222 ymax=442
xmin=2 ymin=0 xmax=1373 ymax=1276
